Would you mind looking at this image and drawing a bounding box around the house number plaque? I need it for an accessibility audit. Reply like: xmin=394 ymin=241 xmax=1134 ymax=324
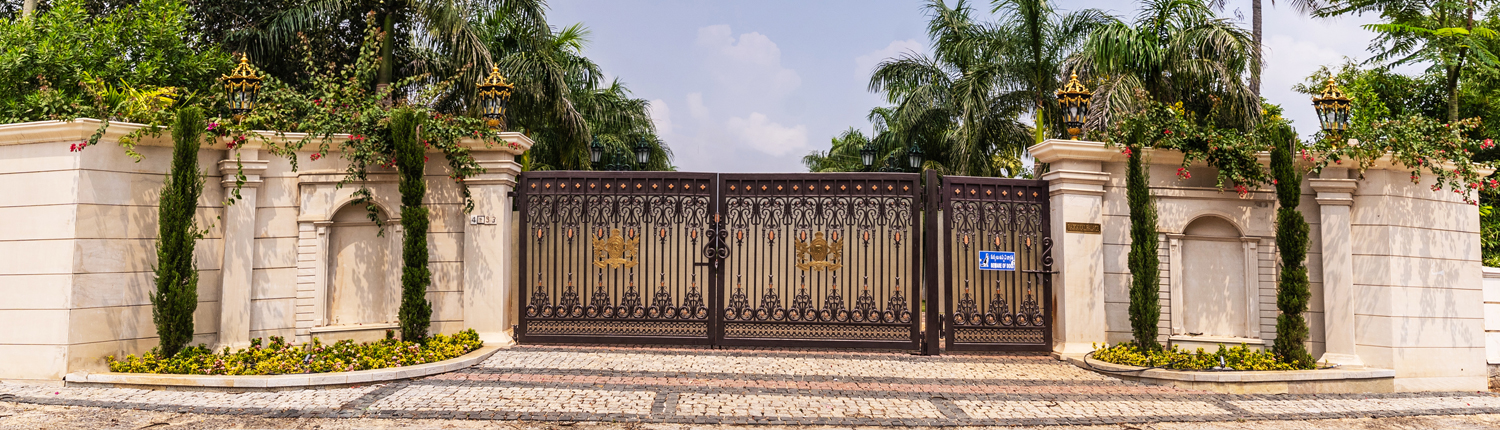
xmin=1065 ymin=222 xmax=1101 ymax=234
xmin=469 ymin=215 xmax=498 ymax=225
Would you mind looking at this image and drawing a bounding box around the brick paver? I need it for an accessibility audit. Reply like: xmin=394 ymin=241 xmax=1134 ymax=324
xmin=5 ymin=344 xmax=1500 ymax=426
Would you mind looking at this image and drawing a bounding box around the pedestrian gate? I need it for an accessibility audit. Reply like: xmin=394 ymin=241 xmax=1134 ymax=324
xmin=516 ymin=171 xmax=1051 ymax=353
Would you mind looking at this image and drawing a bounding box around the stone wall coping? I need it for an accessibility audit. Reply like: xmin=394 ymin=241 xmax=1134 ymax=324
xmin=1063 ymin=353 xmax=1395 ymax=383
xmin=0 ymin=118 xmax=534 ymax=154
xmin=1483 ymin=266 xmax=1500 ymax=278
xmin=60 ymin=345 xmax=503 ymax=390
xmin=1029 ymin=139 xmax=1495 ymax=175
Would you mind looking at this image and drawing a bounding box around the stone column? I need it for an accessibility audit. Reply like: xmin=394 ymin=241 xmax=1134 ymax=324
xmin=216 ymin=149 xmax=269 ymax=350
xmin=1041 ymin=164 xmax=1110 ymax=355
xmin=1310 ymin=169 xmax=1361 ymax=366
xmin=461 ymin=153 xmax=523 ymax=345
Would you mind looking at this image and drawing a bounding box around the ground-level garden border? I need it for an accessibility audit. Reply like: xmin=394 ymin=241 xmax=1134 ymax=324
xmin=63 ymin=346 xmax=503 ymax=391
xmin=1061 ymin=354 xmax=1396 ymax=394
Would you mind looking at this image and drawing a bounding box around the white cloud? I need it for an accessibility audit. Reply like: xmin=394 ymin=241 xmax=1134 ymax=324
xmin=686 ymin=92 xmax=710 ymax=121
xmin=648 ymin=99 xmax=673 ymax=134
xmin=854 ymin=39 xmax=924 ymax=80
xmin=726 ymin=113 xmax=808 ymax=157
xmin=694 ymin=24 xmax=801 ymax=99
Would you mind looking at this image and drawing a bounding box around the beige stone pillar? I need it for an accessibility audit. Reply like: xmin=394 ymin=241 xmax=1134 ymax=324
xmin=216 ymin=149 xmax=268 ymax=350
xmin=1041 ymin=164 xmax=1110 ymax=355
xmin=461 ymin=153 xmax=523 ymax=345
xmin=1310 ymin=170 xmax=1361 ymax=366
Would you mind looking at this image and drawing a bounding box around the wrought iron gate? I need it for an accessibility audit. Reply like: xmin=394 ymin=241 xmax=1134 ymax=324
xmin=934 ymin=173 xmax=1053 ymax=351
xmin=716 ymin=174 xmax=921 ymax=349
xmin=518 ymin=172 xmax=717 ymax=344
xmin=516 ymin=170 xmax=1047 ymax=352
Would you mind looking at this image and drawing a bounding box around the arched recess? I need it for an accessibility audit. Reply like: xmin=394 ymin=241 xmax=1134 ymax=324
xmin=325 ymin=203 xmax=395 ymax=327
xmin=1167 ymin=215 xmax=1262 ymax=341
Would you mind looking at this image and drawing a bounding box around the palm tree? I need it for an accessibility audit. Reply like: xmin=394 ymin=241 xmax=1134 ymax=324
xmin=1318 ymin=0 xmax=1500 ymax=123
xmin=1074 ymin=0 xmax=1261 ymax=130
xmin=990 ymin=0 xmax=1109 ymax=141
xmin=869 ymin=0 xmax=1033 ymax=176
xmin=242 ymin=0 xmax=545 ymax=97
xmin=480 ymin=17 xmax=668 ymax=171
xmin=803 ymin=127 xmax=873 ymax=172
xmin=1250 ymin=0 xmax=1320 ymax=97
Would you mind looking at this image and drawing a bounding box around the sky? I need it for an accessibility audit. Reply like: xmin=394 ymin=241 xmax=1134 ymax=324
xmin=547 ymin=0 xmax=1396 ymax=173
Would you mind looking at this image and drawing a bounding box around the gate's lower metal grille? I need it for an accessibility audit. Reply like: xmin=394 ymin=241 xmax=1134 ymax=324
xmin=723 ymin=323 xmax=909 ymax=340
xmin=526 ymin=320 xmax=708 ymax=337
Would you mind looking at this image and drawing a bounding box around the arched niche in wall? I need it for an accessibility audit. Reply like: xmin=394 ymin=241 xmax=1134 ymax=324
xmin=325 ymin=204 xmax=398 ymax=327
xmin=1167 ymin=215 xmax=1262 ymax=341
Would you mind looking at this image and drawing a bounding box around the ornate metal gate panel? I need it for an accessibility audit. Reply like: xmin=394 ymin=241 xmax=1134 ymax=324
xmin=938 ymin=175 xmax=1053 ymax=351
xmin=517 ymin=172 xmax=717 ymax=344
xmin=715 ymin=173 xmax=922 ymax=349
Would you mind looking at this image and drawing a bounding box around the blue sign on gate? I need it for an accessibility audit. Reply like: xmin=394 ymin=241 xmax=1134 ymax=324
xmin=978 ymin=251 xmax=1016 ymax=271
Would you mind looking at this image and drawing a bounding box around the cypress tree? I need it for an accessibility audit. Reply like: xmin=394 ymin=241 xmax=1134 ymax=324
xmin=1269 ymin=125 xmax=1314 ymax=368
xmin=151 ymin=106 xmax=206 ymax=358
xmin=393 ymin=108 xmax=433 ymax=342
xmin=1126 ymin=144 xmax=1161 ymax=351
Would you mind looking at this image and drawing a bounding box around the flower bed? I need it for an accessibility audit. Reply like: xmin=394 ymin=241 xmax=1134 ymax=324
xmin=1089 ymin=342 xmax=1310 ymax=371
xmin=107 ymin=329 xmax=483 ymax=375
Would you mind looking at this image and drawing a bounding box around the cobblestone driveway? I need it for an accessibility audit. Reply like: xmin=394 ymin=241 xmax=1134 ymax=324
xmin=5 ymin=345 xmax=1500 ymax=426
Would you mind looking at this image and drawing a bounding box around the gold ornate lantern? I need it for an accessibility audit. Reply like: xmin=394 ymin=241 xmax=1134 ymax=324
xmin=477 ymin=66 xmax=515 ymax=130
xmin=1312 ymin=75 xmax=1351 ymax=137
xmin=1055 ymin=72 xmax=1092 ymax=140
xmin=222 ymin=54 xmax=263 ymax=123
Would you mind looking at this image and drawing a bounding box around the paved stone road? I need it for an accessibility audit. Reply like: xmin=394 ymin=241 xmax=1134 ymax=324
xmin=5 ymin=345 xmax=1500 ymax=426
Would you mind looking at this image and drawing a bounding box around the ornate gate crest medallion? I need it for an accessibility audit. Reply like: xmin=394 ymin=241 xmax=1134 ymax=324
xmin=795 ymin=231 xmax=843 ymax=271
xmin=592 ymin=228 xmax=640 ymax=269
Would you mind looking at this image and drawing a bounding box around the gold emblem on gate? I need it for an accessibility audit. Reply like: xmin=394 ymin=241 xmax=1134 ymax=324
xmin=592 ymin=229 xmax=640 ymax=269
xmin=794 ymin=231 xmax=844 ymax=271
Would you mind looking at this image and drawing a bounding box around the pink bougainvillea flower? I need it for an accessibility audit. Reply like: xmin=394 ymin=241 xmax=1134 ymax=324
xmin=310 ymin=153 xmax=322 ymax=161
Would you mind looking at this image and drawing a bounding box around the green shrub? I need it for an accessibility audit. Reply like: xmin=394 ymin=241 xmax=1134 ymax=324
xmin=108 ymin=329 xmax=483 ymax=375
xmin=1125 ymin=144 xmax=1161 ymax=352
xmin=1091 ymin=342 xmax=1302 ymax=371
xmin=392 ymin=108 xmax=433 ymax=342
xmin=1268 ymin=120 xmax=1315 ymax=369
xmin=150 ymin=106 xmax=206 ymax=358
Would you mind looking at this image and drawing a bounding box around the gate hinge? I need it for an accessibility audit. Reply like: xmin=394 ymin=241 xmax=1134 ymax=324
xmin=508 ymin=191 xmax=518 ymax=211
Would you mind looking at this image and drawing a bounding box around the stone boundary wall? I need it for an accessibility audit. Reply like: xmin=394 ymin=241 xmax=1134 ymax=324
xmin=1033 ymin=139 xmax=1489 ymax=392
xmin=0 ymin=119 xmax=530 ymax=380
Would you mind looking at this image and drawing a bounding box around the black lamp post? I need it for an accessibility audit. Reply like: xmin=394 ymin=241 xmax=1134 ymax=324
xmin=1312 ymin=75 xmax=1351 ymax=138
xmin=634 ymin=137 xmax=651 ymax=168
xmin=477 ymin=66 xmax=514 ymax=130
xmin=860 ymin=143 xmax=876 ymax=169
xmin=1055 ymin=72 xmax=1091 ymax=140
xmin=906 ymin=145 xmax=924 ymax=171
xmin=589 ymin=137 xmax=604 ymax=166
xmin=222 ymin=54 xmax=263 ymax=123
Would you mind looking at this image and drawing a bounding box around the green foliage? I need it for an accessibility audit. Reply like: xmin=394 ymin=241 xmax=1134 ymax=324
xmin=1078 ymin=0 xmax=1262 ymax=131
xmin=1125 ymin=142 xmax=1161 ymax=352
xmin=478 ymin=13 xmax=669 ymax=171
xmin=859 ymin=0 xmax=1037 ymax=176
xmin=1318 ymin=0 xmax=1500 ymax=122
xmin=0 ymin=0 xmax=232 ymax=123
xmin=1091 ymin=342 xmax=1310 ymax=371
xmin=393 ymin=108 xmax=432 ymax=342
xmin=151 ymin=106 xmax=207 ymax=358
xmin=108 ymin=329 xmax=483 ymax=375
xmin=1268 ymin=120 xmax=1315 ymax=368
